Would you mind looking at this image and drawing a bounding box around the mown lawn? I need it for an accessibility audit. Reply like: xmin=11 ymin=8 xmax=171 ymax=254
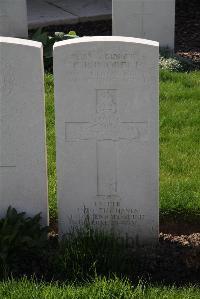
xmin=160 ymin=71 xmax=200 ymax=219
xmin=0 ymin=277 xmax=200 ymax=299
xmin=45 ymin=70 xmax=200 ymax=222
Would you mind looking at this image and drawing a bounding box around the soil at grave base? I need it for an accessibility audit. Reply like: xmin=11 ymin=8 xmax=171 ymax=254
xmin=175 ymin=0 xmax=200 ymax=53
xmin=139 ymin=232 xmax=200 ymax=284
xmin=156 ymin=219 xmax=200 ymax=283
xmin=175 ymin=0 xmax=200 ymax=66
xmin=49 ymin=219 xmax=200 ymax=284
xmin=160 ymin=218 xmax=200 ymax=235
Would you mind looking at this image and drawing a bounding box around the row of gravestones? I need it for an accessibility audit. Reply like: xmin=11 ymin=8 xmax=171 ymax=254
xmin=0 ymin=0 xmax=175 ymax=49
xmin=0 ymin=36 xmax=159 ymax=246
xmin=0 ymin=0 xmax=165 ymax=245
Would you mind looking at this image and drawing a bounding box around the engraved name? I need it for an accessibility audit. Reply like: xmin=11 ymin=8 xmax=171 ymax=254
xmin=69 ymin=52 xmax=138 ymax=79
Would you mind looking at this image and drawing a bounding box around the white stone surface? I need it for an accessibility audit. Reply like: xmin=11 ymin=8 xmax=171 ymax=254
xmin=54 ymin=36 xmax=159 ymax=245
xmin=0 ymin=0 xmax=28 ymax=38
xmin=27 ymin=0 xmax=78 ymax=29
xmin=47 ymin=0 xmax=112 ymax=21
xmin=113 ymin=0 xmax=175 ymax=49
xmin=27 ymin=0 xmax=111 ymax=29
xmin=0 ymin=37 xmax=48 ymax=225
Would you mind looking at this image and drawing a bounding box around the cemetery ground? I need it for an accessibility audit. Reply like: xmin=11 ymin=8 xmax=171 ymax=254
xmin=0 ymin=62 xmax=199 ymax=297
xmin=46 ymin=70 xmax=200 ymax=232
xmin=1 ymin=21 xmax=200 ymax=299
xmin=0 ymin=2 xmax=199 ymax=298
xmin=0 ymin=278 xmax=200 ymax=299
xmin=43 ymin=70 xmax=200 ymax=283
xmin=0 ymin=277 xmax=200 ymax=299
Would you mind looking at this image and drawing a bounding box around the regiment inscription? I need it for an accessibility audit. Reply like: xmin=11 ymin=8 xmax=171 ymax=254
xmin=54 ymin=37 xmax=159 ymax=245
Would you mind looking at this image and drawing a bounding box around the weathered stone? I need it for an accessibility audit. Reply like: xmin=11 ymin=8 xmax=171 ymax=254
xmin=0 ymin=0 xmax=28 ymax=38
xmin=113 ymin=0 xmax=175 ymax=49
xmin=54 ymin=36 xmax=159 ymax=245
xmin=0 ymin=37 xmax=48 ymax=225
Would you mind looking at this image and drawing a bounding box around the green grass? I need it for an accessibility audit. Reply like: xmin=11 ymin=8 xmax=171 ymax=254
xmin=45 ymin=74 xmax=57 ymax=220
xmin=0 ymin=277 xmax=199 ymax=299
xmin=45 ymin=71 xmax=200 ymax=222
xmin=160 ymin=71 xmax=200 ymax=219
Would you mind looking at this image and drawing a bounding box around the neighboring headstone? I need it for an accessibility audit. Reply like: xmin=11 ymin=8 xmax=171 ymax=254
xmin=113 ymin=0 xmax=175 ymax=49
xmin=54 ymin=36 xmax=159 ymax=245
xmin=0 ymin=37 xmax=48 ymax=225
xmin=0 ymin=0 xmax=28 ymax=38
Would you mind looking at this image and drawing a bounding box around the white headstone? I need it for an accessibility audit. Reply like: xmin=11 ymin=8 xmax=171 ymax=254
xmin=0 ymin=0 xmax=28 ymax=38
xmin=54 ymin=36 xmax=159 ymax=245
xmin=113 ymin=0 xmax=175 ymax=49
xmin=0 ymin=37 xmax=48 ymax=225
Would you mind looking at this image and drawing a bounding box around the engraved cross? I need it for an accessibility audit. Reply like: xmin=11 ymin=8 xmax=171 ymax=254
xmin=65 ymin=89 xmax=148 ymax=196
xmin=133 ymin=2 xmax=153 ymax=37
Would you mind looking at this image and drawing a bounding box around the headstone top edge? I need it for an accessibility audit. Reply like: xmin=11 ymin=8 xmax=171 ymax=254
xmin=53 ymin=36 xmax=159 ymax=49
xmin=0 ymin=37 xmax=42 ymax=48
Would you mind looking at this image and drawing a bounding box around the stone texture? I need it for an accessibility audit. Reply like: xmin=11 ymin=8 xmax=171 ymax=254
xmin=27 ymin=0 xmax=111 ymax=29
xmin=0 ymin=0 xmax=28 ymax=38
xmin=54 ymin=36 xmax=159 ymax=245
xmin=0 ymin=37 xmax=48 ymax=225
xmin=113 ymin=0 xmax=175 ymax=49
xmin=27 ymin=0 xmax=78 ymax=29
xmin=47 ymin=0 xmax=112 ymax=21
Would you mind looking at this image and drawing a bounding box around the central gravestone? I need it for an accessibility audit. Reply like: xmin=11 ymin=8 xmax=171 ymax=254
xmin=0 ymin=0 xmax=28 ymax=38
xmin=54 ymin=37 xmax=159 ymax=245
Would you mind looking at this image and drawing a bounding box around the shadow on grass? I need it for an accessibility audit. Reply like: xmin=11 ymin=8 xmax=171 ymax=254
xmin=1 ymin=218 xmax=199 ymax=287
